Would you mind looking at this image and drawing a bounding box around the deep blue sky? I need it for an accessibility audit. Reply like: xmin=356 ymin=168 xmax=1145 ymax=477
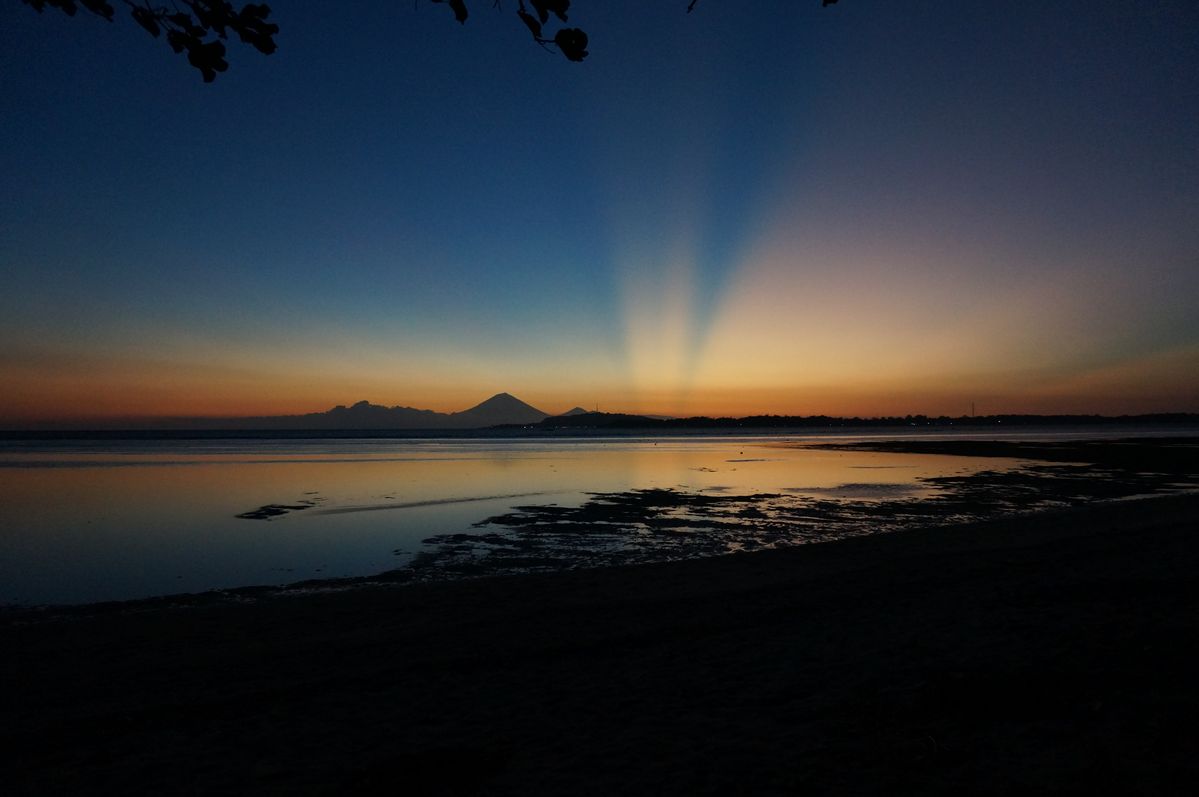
xmin=2 ymin=1 xmax=1197 ymax=420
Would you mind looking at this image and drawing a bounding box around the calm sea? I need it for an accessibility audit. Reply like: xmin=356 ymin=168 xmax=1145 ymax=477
xmin=0 ymin=429 xmax=1187 ymax=605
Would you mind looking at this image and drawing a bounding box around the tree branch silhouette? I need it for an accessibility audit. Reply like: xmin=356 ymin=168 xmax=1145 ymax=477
xmin=20 ymin=1 xmax=839 ymax=81
xmin=21 ymin=0 xmax=278 ymax=81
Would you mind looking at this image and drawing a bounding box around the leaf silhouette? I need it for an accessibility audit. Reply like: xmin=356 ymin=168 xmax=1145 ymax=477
xmin=531 ymin=0 xmax=570 ymax=24
xmin=78 ymin=0 xmax=113 ymax=21
xmin=166 ymin=29 xmax=189 ymax=54
xmin=22 ymin=0 xmax=280 ymax=81
xmin=131 ymin=7 xmax=160 ymax=37
xmin=23 ymin=1 xmax=841 ymax=76
xmin=187 ymin=38 xmax=229 ymax=83
xmin=554 ymin=27 xmax=588 ymax=62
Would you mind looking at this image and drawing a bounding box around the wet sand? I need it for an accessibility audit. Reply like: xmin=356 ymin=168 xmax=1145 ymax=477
xmin=5 ymin=490 xmax=1199 ymax=794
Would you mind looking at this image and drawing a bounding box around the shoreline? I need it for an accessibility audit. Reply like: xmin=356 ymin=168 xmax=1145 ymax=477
xmin=5 ymin=416 xmax=1198 ymax=439
xmin=7 ymin=491 xmax=1199 ymax=793
xmin=6 ymin=487 xmax=1196 ymax=622
xmin=6 ymin=435 xmax=1196 ymax=614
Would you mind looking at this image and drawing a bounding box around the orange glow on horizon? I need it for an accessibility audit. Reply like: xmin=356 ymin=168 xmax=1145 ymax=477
xmin=3 ymin=227 xmax=1196 ymax=425
xmin=3 ymin=352 xmax=1195 ymax=426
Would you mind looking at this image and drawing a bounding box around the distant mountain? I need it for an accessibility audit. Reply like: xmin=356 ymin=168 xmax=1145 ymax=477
xmin=309 ymin=400 xmax=445 ymax=429
xmin=559 ymin=407 xmax=591 ymax=416
xmin=24 ymin=393 xmax=552 ymax=431
xmin=449 ymin=393 xmax=549 ymax=427
xmin=237 ymin=393 xmax=548 ymax=430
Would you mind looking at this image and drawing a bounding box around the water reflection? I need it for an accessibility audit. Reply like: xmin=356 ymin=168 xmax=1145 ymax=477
xmin=0 ymin=437 xmax=1022 ymax=605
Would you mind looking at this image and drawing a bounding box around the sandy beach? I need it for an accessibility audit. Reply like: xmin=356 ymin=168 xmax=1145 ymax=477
xmin=6 ymin=488 xmax=1198 ymax=794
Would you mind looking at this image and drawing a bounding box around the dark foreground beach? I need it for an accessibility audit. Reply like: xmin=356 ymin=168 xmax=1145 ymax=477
xmin=6 ymin=486 xmax=1199 ymax=794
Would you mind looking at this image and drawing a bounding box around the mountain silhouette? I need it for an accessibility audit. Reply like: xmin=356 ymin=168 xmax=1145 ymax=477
xmin=28 ymin=393 xmax=552 ymax=431
xmin=448 ymin=393 xmax=549 ymax=427
xmin=559 ymin=407 xmax=590 ymax=416
xmin=292 ymin=393 xmax=547 ymax=429
xmin=235 ymin=393 xmax=548 ymax=430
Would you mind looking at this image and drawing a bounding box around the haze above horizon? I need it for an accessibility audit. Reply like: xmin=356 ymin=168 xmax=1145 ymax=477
xmin=2 ymin=1 xmax=1197 ymax=423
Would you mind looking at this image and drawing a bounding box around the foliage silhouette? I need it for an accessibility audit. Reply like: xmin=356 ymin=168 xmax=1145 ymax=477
xmin=22 ymin=0 xmax=278 ymax=82
xmin=20 ymin=1 xmax=839 ymax=80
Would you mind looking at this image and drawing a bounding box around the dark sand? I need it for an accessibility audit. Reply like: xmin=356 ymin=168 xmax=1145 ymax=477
xmin=5 ymin=490 xmax=1199 ymax=794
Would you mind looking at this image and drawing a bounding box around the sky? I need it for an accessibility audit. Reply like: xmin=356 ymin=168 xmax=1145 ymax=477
xmin=1 ymin=0 xmax=1197 ymax=423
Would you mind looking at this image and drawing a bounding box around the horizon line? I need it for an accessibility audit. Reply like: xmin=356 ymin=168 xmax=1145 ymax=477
xmin=4 ymin=409 xmax=1198 ymax=435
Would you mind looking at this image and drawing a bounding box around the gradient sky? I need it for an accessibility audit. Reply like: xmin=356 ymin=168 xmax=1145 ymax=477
xmin=2 ymin=0 xmax=1197 ymax=423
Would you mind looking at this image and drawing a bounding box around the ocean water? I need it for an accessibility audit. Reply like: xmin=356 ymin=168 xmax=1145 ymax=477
xmin=0 ymin=430 xmax=1186 ymax=605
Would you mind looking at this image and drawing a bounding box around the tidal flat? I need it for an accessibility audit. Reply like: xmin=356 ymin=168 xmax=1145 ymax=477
xmin=393 ymin=436 xmax=1199 ymax=583
xmin=4 ymin=451 xmax=1197 ymax=794
xmin=3 ymin=434 xmax=1196 ymax=606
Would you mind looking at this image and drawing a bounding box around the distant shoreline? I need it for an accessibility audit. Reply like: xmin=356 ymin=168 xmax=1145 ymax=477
xmin=3 ymin=413 xmax=1198 ymax=439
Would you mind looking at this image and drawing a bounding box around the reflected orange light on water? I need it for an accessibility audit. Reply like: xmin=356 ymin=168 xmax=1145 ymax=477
xmin=0 ymin=438 xmax=1023 ymax=603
